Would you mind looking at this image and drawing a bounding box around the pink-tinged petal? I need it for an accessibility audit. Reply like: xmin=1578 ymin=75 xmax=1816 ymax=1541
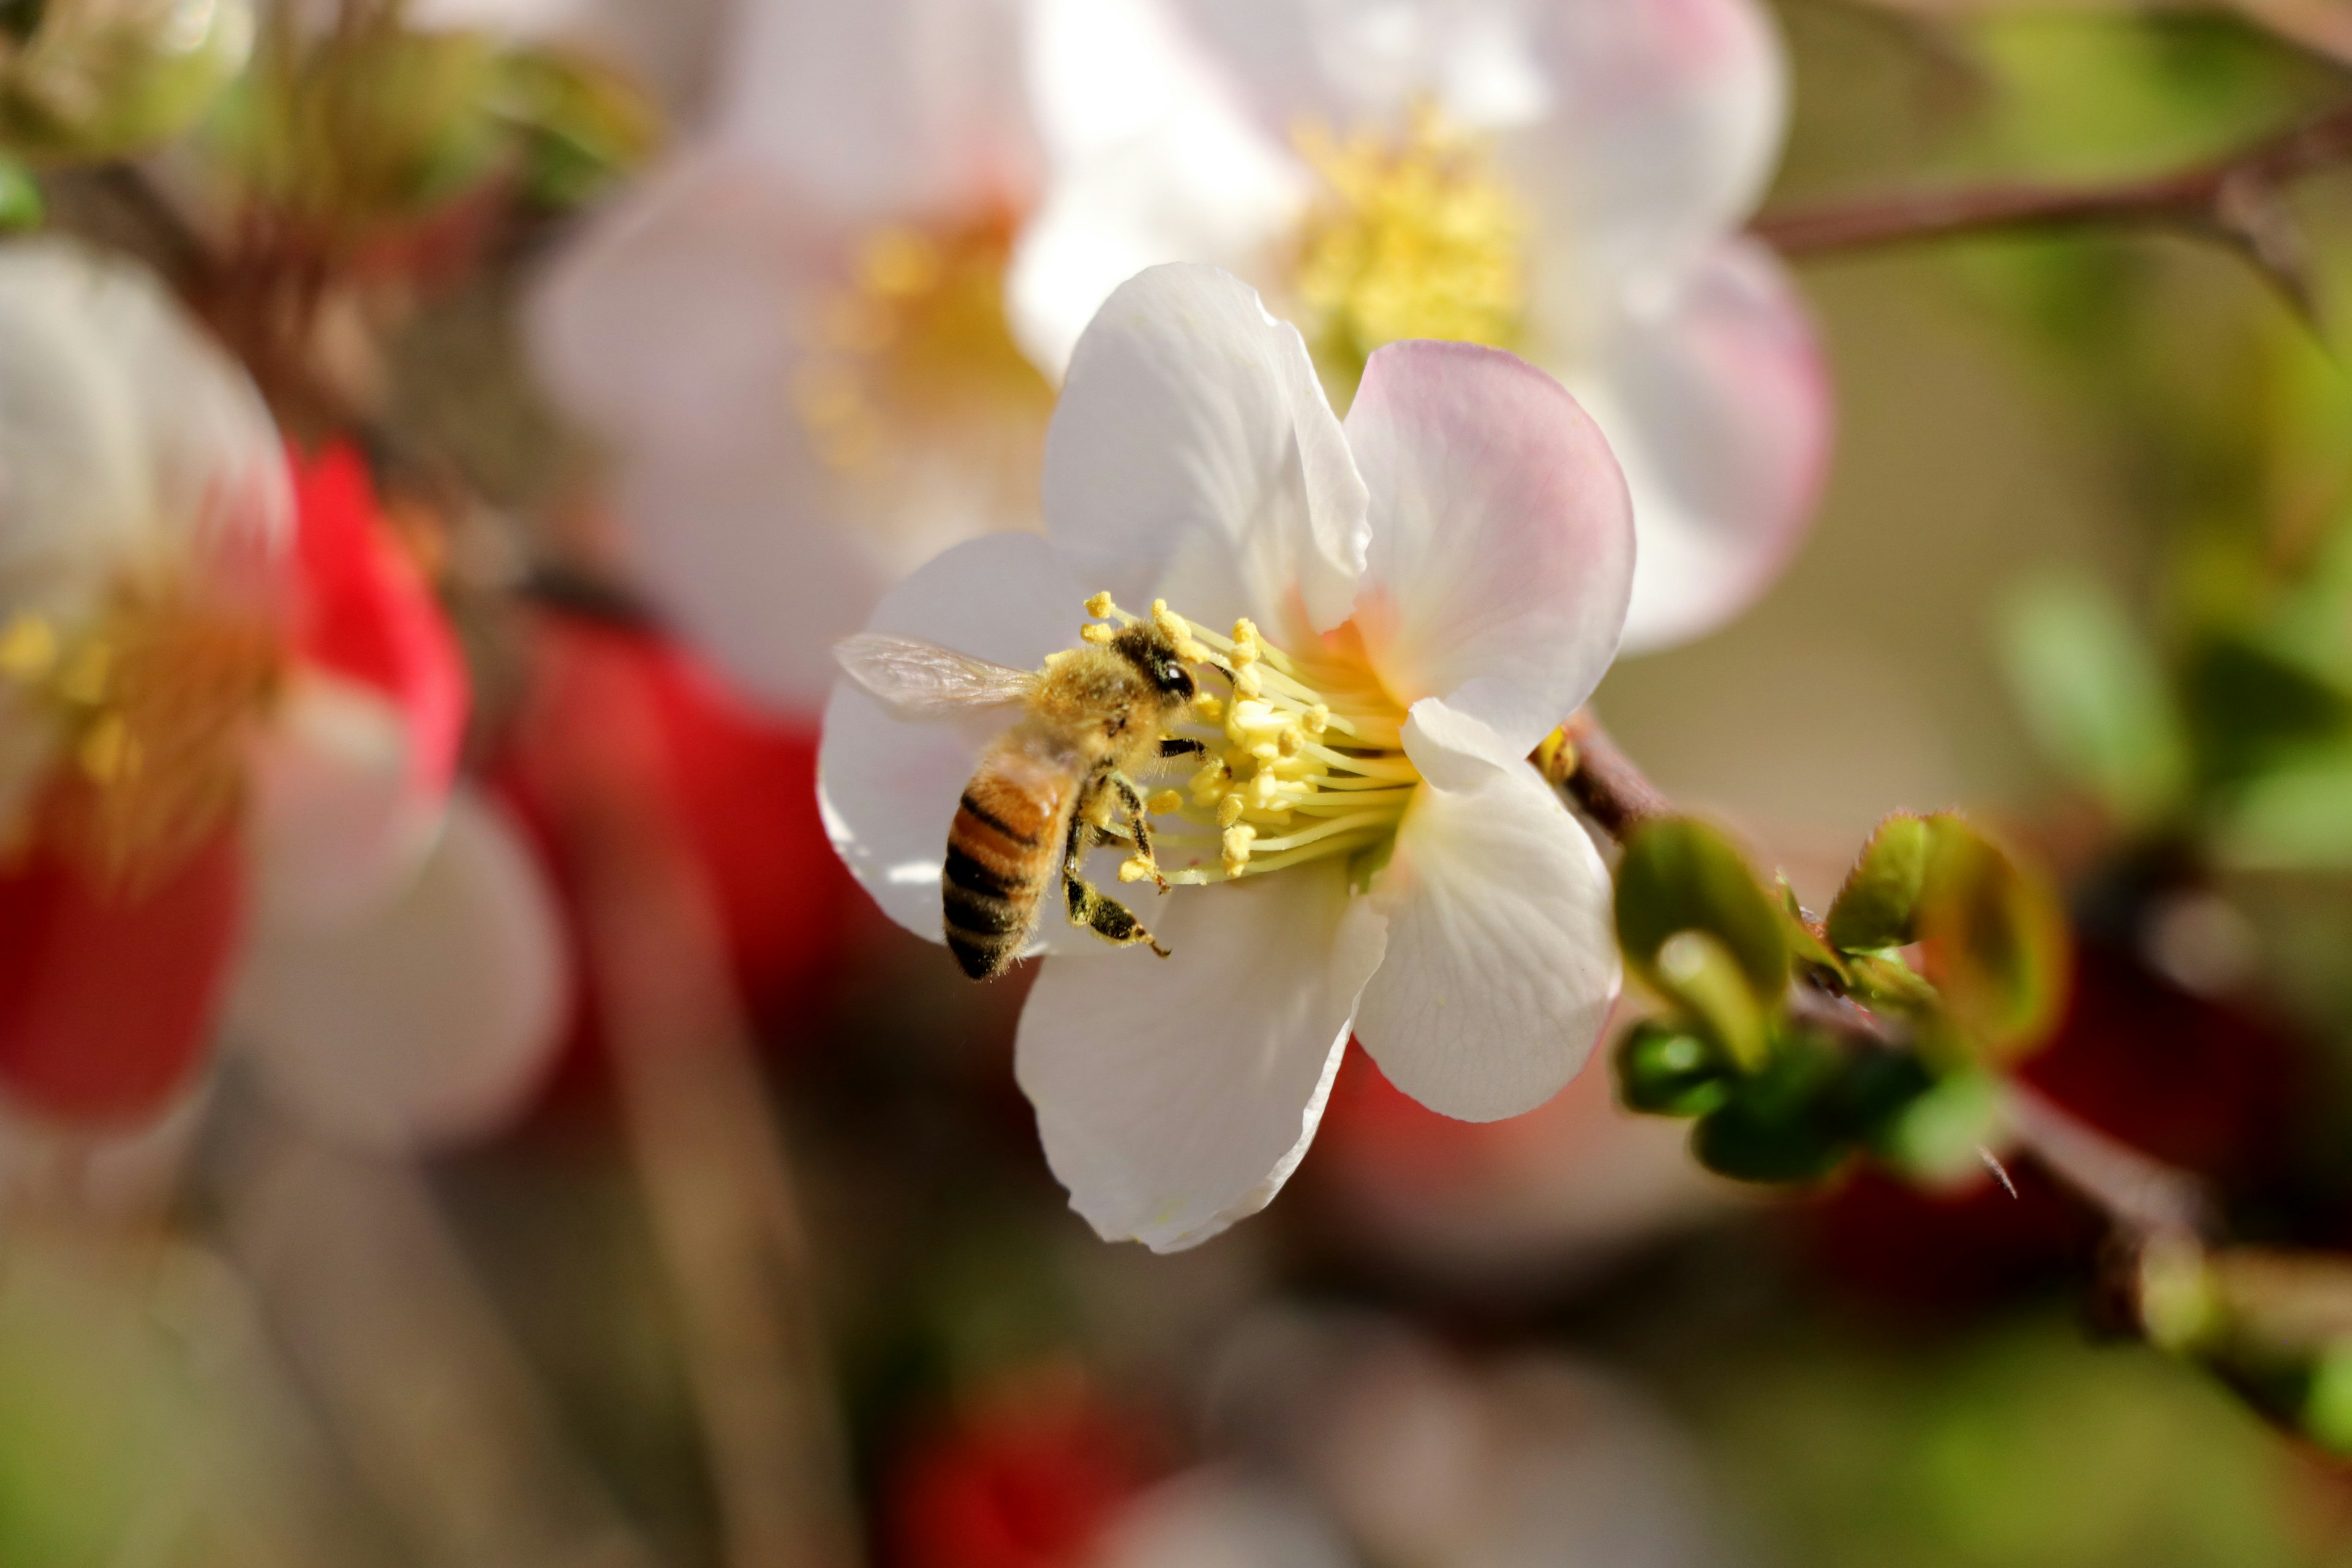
xmin=1573 ymin=237 xmax=1830 ymax=652
xmin=246 ymin=672 xmax=439 ymax=926
xmin=0 ymin=832 xmax=242 ymax=1126
xmin=1354 ymin=757 xmax=1616 ymax=1123
xmin=1008 ymin=0 xmax=1306 ymax=378
xmin=1170 ymin=0 xmax=1553 ymax=132
xmin=1513 ymin=0 xmax=1788 ymax=292
xmin=712 ymin=0 xmax=1039 ymax=220
xmin=287 ymin=442 xmax=466 ymax=802
xmin=1016 ymin=865 xmax=1388 ymax=1252
xmin=229 ymin=790 xmax=568 ymax=1150
xmin=818 ymin=532 xmax=1095 ymax=949
xmin=1045 ymin=265 xmax=1368 ymax=634
xmin=527 ymin=148 xmax=837 ymax=469
xmin=1347 ymin=341 xmax=1632 ymax=763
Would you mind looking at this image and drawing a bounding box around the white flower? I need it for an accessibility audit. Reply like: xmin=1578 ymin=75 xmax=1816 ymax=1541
xmin=0 ymin=239 xmax=564 ymax=1152
xmin=527 ymin=0 xmax=1054 ymax=713
xmin=823 ymin=264 xmax=1629 ymax=1251
xmin=1008 ymin=0 xmax=1830 ymax=652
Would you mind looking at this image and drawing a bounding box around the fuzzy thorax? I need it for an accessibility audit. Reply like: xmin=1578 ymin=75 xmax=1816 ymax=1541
xmin=1085 ymin=594 xmax=1417 ymax=887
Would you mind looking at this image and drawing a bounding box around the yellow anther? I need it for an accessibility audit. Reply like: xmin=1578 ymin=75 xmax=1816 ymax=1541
xmin=1193 ymin=693 xmax=1223 ymax=722
xmin=1148 ymin=790 xmax=1183 ymax=816
xmin=78 ymin=714 xmax=137 ymax=783
xmin=1118 ymin=856 xmax=1156 ymax=884
xmin=1234 ymin=666 xmax=1263 ymax=699
xmin=1085 ymin=591 xmax=1117 ymax=619
xmin=1278 ymin=728 xmax=1303 ymax=758
xmin=1043 ymin=649 xmax=1076 ymax=668
xmin=0 ymin=616 xmax=55 ymax=682
xmin=1222 ymin=823 xmax=1257 ymax=876
xmin=1304 ymin=704 xmax=1329 ymax=735
xmin=1190 ymin=758 xmax=1229 ymax=793
xmin=1217 ymin=794 xmax=1246 ymax=828
xmin=1229 ymin=620 xmax=1260 ymax=665
xmin=1081 ymin=622 xmax=1115 ymax=645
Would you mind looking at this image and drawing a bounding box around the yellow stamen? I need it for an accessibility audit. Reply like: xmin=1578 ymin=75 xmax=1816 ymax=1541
xmin=1290 ymin=101 xmax=1526 ymax=407
xmin=1084 ymin=593 xmax=1420 ymax=889
xmin=794 ymin=207 xmax=1053 ymax=519
xmin=20 ymin=575 xmax=284 ymax=886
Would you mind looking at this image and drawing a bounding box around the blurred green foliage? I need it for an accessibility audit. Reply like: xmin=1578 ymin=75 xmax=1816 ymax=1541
xmin=1702 ymin=1317 xmax=2334 ymax=1568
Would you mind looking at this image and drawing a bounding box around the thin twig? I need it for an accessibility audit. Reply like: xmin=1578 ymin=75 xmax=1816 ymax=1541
xmin=1753 ymin=100 xmax=2352 ymax=314
xmin=1549 ymin=710 xmax=1673 ymax=839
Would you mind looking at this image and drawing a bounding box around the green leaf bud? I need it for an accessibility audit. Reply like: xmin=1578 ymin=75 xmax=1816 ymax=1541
xmin=1613 ymin=1019 xmax=1731 ymax=1118
xmin=1615 ymin=816 xmax=1788 ymax=1007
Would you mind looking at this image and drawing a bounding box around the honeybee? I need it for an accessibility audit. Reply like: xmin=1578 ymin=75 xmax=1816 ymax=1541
xmin=835 ymin=624 xmax=1207 ymax=979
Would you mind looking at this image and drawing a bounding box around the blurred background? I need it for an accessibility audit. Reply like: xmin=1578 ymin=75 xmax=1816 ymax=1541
xmin=10 ymin=1 xmax=2352 ymax=1566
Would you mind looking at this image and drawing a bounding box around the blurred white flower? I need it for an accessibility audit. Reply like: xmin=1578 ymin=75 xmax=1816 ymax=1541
xmin=824 ymin=265 xmax=1628 ymax=1251
xmin=1010 ymin=0 xmax=1830 ymax=651
xmin=0 ymin=239 xmax=564 ymax=1153
xmin=529 ymin=0 xmax=1054 ymax=712
xmin=1098 ymin=1313 xmax=1744 ymax=1568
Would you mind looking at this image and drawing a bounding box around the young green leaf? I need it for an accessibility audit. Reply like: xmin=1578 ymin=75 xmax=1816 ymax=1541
xmin=1614 ymin=816 xmax=1788 ymax=1001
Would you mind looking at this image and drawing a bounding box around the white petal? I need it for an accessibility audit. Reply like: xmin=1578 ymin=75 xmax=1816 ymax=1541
xmin=1513 ymin=0 xmax=1788 ymax=292
xmin=0 ymin=239 xmax=288 ymax=623
xmin=611 ymin=453 xmax=894 ymax=715
xmin=1348 ymin=341 xmax=1633 ymax=762
xmin=1008 ymin=0 xmax=1306 ymax=379
xmin=1354 ymin=757 xmax=1616 ymax=1122
xmin=228 ymin=790 xmax=568 ymax=1150
xmin=1043 ymin=264 xmax=1368 ymax=634
xmin=1573 ymin=238 xmax=1830 ymax=652
xmin=526 ymin=148 xmax=835 ymax=469
xmin=1097 ymin=1468 xmax=1355 ymax=1568
xmin=818 ymin=532 xmax=1095 ymax=947
xmin=1170 ymin=0 xmax=1555 ymax=132
xmin=245 ymin=671 xmax=439 ymax=927
xmin=712 ymin=0 xmax=1039 ymax=220
xmin=1016 ymin=864 xmax=1387 ymax=1251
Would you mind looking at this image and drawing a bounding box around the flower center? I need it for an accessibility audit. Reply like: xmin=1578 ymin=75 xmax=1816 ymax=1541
xmin=794 ymin=206 xmax=1055 ymax=482
xmin=0 ymin=576 xmax=285 ymax=886
xmin=1087 ymin=595 xmax=1417 ymax=889
xmin=1289 ymin=102 xmax=1526 ymax=407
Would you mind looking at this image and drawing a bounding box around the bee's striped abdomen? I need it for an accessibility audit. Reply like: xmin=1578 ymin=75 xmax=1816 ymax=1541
xmin=943 ymin=745 xmax=1070 ymax=979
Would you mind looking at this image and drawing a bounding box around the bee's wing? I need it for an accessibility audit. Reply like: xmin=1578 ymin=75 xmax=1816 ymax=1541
xmin=832 ymin=633 xmax=1037 ymax=718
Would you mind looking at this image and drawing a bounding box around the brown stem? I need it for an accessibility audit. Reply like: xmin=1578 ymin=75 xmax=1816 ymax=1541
xmin=1754 ymin=99 xmax=2352 ymax=306
xmin=1550 ymin=710 xmax=1673 ymax=839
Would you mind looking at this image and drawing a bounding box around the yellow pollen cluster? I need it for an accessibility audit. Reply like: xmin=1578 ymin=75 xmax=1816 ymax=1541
xmin=1088 ymin=595 xmax=1419 ymax=887
xmin=793 ymin=206 xmax=1054 ymax=476
xmin=1291 ymin=101 xmax=1527 ymax=405
xmin=0 ymin=580 xmax=284 ymax=885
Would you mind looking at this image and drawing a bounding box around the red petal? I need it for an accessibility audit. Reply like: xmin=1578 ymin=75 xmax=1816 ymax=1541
xmin=287 ymin=442 xmax=468 ymax=801
xmin=0 ymin=832 xmax=243 ymax=1125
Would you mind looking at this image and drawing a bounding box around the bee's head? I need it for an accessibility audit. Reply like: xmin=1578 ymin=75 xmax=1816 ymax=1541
xmin=1110 ymin=625 xmax=1199 ymax=707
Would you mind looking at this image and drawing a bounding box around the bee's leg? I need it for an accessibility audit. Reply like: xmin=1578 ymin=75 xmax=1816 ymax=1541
xmin=1107 ymin=772 xmax=1168 ymax=892
xmin=1062 ymin=809 xmax=1168 ymax=957
xmin=1159 ymin=737 xmax=1208 ymax=760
